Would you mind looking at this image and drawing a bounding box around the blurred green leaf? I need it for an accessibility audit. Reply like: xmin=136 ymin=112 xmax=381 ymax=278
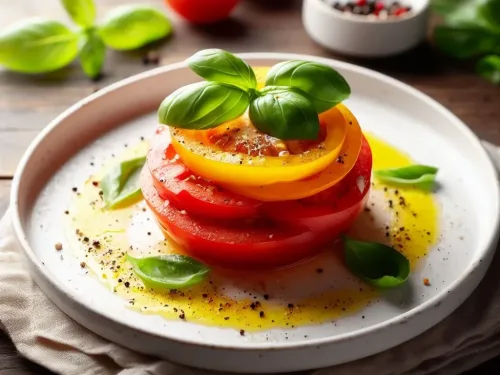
xmin=0 ymin=19 xmax=78 ymax=73
xmin=479 ymin=0 xmax=500 ymax=32
xmin=79 ymin=28 xmax=105 ymax=79
xmin=99 ymin=5 xmax=172 ymax=50
xmin=61 ymin=0 xmax=96 ymax=28
xmin=476 ymin=55 xmax=500 ymax=84
xmin=434 ymin=25 xmax=498 ymax=59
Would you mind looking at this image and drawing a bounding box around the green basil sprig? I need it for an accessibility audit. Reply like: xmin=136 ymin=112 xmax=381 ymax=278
xmin=0 ymin=0 xmax=172 ymax=79
xmin=374 ymin=165 xmax=438 ymax=192
xmin=249 ymin=86 xmax=320 ymax=140
xmin=127 ymin=254 xmax=210 ymax=289
xmin=433 ymin=0 xmax=500 ymax=84
xmin=100 ymin=155 xmax=146 ymax=209
xmin=158 ymin=82 xmax=250 ymax=129
xmin=187 ymin=49 xmax=257 ymax=90
xmin=158 ymin=49 xmax=350 ymax=140
xmin=265 ymin=60 xmax=350 ymax=113
xmin=343 ymin=237 xmax=410 ymax=289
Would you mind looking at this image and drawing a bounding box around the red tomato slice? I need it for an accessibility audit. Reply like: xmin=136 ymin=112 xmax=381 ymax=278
xmin=148 ymin=128 xmax=261 ymax=219
xmin=141 ymin=166 xmax=326 ymax=269
xmin=262 ymin=136 xmax=373 ymax=235
xmin=166 ymin=0 xmax=239 ymax=24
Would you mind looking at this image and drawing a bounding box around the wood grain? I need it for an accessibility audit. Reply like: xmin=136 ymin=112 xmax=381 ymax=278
xmin=1 ymin=0 xmax=500 ymax=374
xmin=2 ymin=0 xmax=500 ymax=175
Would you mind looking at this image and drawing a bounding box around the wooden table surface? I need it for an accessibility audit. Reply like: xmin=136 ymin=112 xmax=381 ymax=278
xmin=1 ymin=0 xmax=500 ymax=374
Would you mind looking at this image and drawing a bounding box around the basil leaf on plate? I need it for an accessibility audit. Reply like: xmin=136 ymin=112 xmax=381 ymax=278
xmin=374 ymin=165 xmax=438 ymax=191
xmin=476 ymin=55 xmax=500 ymax=84
xmin=434 ymin=25 xmax=498 ymax=59
xmin=100 ymin=155 xmax=146 ymax=209
xmin=249 ymin=86 xmax=319 ymax=140
xmin=0 ymin=19 xmax=79 ymax=73
xmin=61 ymin=0 xmax=96 ymax=28
xmin=158 ymin=81 xmax=250 ymax=129
xmin=127 ymin=254 xmax=210 ymax=289
xmin=99 ymin=5 xmax=172 ymax=50
xmin=343 ymin=237 xmax=410 ymax=289
xmin=187 ymin=49 xmax=257 ymax=90
xmin=265 ymin=60 xmax=350 ymax=113
xmin=79 ymin=28 xmax=106 ymax=79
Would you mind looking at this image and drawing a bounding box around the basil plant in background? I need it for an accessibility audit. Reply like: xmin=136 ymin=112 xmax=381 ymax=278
xmin=433 ymin=0 xmax=500 ymax=84
xmin=0 ymin=0 xmax=172 ymax=79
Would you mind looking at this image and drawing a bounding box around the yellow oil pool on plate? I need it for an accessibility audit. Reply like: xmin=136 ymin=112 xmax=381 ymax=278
xmin=64 ymin=133 xmax=438 ymax=332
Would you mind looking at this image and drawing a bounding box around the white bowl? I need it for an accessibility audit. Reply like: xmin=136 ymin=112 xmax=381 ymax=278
xmin=302 ymin=0 xmax=430 ymax=58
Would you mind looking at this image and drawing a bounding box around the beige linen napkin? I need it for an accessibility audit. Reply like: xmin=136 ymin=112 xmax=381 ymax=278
xmin=1 ymin=142 xmax=499 ymax=375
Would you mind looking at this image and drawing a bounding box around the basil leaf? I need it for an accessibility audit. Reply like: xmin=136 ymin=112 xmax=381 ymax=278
xmin=79 ymin=29 xmax=106 ymax=79
xmin=187 ymin=49 xmax=257 ymax=90
xmin=432 ymin=0 xmax=469 ymax=15
xmin=100 ymin=155 xmax=146 ymax=209
xmin=61 ymin=0 xmax=96 ymax=28
xmin=127 ymin=254 xmax=210 ymax=289
xmin=158 ymin=82 xmax=250 ymax=129
xmin=343 ymin=237 xmax=410 ymax=289
xmin=0 ymin=19 xmax=78 ymax=73
xmin=249 ymin=86 xmax=319 ymax=140
xmin=477 ymin=55 xmax=500 ymax=84
xmin=374 ymin=165 xmax=438 ymax=191
xmin=440 ymin=0 xmax=490 ymax=28
xmin=99 ymin=6 xmax=172 ymax=50
xmin=479 ymin=0 xmax=500 ymax=33
xmin=265 ymin=60 xmax=350 ymax=113
xmin=433 ymin=25 xmax=498 ymax=59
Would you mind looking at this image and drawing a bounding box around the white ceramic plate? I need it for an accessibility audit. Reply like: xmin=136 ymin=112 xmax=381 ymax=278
xmin=10 ymin=53 xmax=500 ymax=373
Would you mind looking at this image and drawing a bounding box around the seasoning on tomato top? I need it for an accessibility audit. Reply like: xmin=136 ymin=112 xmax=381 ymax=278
xmin=142 ymin=48 xmax=372 ymax=269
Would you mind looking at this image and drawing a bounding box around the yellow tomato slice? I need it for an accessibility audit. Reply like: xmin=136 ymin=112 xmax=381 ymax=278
xmin=225 ymin=104 xmax=363 ymax=201
xmin=170 ymin=104 xmax=347 ymax=187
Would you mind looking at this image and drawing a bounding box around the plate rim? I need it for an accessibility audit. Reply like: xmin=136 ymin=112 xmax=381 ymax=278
xmin=10 ymin=52 xmax=500 ymax=351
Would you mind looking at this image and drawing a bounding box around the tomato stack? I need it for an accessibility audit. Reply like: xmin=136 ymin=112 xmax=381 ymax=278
xmin=141 ymin=104 xmax=372 ymax=269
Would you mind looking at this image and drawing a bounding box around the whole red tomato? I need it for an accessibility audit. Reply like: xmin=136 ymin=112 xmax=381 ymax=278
xmin=166 ymin=0 xmax=240 ymax=24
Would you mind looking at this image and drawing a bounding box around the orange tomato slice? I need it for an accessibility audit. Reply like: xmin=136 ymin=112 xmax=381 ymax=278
xmin=224 ymin=104 xmax=362 ymax=201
